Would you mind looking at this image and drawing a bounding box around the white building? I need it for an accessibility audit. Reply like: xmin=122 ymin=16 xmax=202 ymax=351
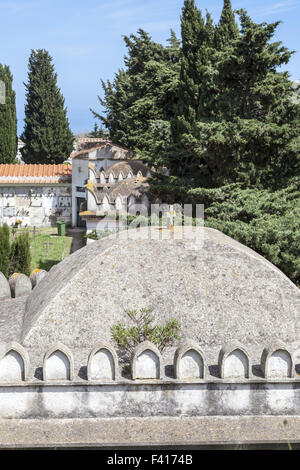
xmin=71 ymin=141 xmax=160 ymax=233
xmin=0 ymin=164 xmax=72 ymax=227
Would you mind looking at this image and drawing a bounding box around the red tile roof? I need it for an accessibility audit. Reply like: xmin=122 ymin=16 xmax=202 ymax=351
xmin=0 ymin=164 xmax=72 ymax=184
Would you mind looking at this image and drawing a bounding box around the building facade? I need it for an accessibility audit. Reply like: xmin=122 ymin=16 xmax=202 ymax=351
xmin=0 ymin=164 xmax=72 ymax=227
xmin=71 ymin=141 xmax=158 ymax=233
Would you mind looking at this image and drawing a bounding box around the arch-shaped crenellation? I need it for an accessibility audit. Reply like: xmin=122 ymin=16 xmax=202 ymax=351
xmin=131 ymin=341 xmax=163 ymax=380
xmin=218 ymin=342 xmax=251 ymax=379
xmin=87 ymin=342 xmax=120 ymax=381
xmin=0 ymin=342 xmax=30 ymax=381
xmin=174 ymin=340 xmax=206 ymax=380
xmin=43 ymin=343 xmax=74 ymax=381
xmin=261 ymin=341 xmax=295 ymax=378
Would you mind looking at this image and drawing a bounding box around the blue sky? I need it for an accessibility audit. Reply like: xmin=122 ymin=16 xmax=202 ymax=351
xmin=1 ymin=0 xmax=299 ymax=135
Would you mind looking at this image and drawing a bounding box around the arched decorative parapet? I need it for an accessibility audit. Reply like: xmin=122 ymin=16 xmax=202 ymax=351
xmin=100 ymin=171 xmax=107 ymax=184
xmin=108 ymin=172 xmax=115 ymax=183
xmin=261 ymin=341 xmax=295 ymax=378
xmin=88 ymin=162 xmax=97 ymax=182
xmin=131 ymin=341 xmax=163 ymax=380
xmin=0 ymin=342 xmax=30 ymax=381
xmin=102 ymin=195 xmax=111 ymax=212
xmin=87 ymin=342 xmax=120 ymax=381
xmin=43 ymin=343 xmax=74 ymax=381
xmin=85 ymin=180 xmax=101 ymax=204
xmin=174 ymin=340 xmax=206 ymax=380
xmin=218 ymin=342 xmax=251 ymax=379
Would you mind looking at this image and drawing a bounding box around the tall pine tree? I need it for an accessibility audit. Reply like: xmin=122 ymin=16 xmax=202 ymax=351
xmin=215 ymin=0 xmax=239 ymax=48
xmin=21 ymin=49 xmax=74 ymax=164
xmin=194 ymin=9 xmax=300 ymax=187
xmin=168 ymin=0 xmax=215 ymax=178
xmin=92 ymin=29 xmax=180 ymax=167
xmin=0 ymin=64 xmax=17 ymax=163
xmin=168 ymin=2 xmax=300 ymax=188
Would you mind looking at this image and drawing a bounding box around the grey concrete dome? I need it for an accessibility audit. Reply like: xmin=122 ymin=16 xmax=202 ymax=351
xmin=18 ymin=227 xmax=299 ymax=368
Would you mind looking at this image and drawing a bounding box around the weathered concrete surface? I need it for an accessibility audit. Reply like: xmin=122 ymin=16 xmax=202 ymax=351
xmin=20 ymin=227 xmax=299 ymax=371
xmin=0 ymin=416 xmax=298 ymax=448
xmin=30 ymin=270 xmax=47 ymax=288
xmin=0 ymin=273 xmax=10 ymax=301
xmin=0 ymin=382 xmax=298 ymax=419
xmin=0 ymin=298 xmax=26 ymax=342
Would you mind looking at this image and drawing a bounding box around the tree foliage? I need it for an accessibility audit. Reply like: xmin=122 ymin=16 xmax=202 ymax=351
xmin=9 ymin=232 xmax=31 ymax=277
xmin=21 ymin=49 xmax=74 ymax=164
xmin=111 ymin=307 xmax=181 ymax=364
xmin=92 ymin=29 xmax=180 ymax=167
xmin=0 ymin=64 xmax=17 ymax=163
xmin=92 ymin=0 xmax=300 ymax=285
xmin=0 ymin=224 xmax=11 ymax=277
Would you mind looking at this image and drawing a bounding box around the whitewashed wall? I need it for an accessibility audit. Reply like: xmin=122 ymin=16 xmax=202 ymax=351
xmin=0 ymin=185 xmax=72 ymax=227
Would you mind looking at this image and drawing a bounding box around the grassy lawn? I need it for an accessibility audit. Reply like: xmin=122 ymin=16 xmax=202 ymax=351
xmin=10 ymin=227 xmax=73 ymax=272
xmin=30 ymin=234 xmax=73 ymax=271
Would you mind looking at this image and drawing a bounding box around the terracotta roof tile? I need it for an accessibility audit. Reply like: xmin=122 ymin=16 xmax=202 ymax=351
xmin=0 ymin=164 xmax=72 ymax=184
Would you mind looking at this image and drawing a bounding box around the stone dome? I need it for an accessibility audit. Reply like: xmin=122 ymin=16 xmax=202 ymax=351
xmin=20 ymin=227 xmax=299 ymax=369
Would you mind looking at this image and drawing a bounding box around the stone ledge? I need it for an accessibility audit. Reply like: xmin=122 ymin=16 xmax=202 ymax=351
xmin=0 ymin=416 xmax=298 ymax=448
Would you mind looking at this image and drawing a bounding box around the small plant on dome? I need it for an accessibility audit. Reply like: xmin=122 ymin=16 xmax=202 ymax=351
xmin=111 ymin=307 xmax=181 ymax=372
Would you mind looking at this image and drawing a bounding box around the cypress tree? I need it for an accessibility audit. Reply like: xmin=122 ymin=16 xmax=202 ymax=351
xmin=21 ymin=49 xmax=74 ymax=164
xmin=216 ymin=0 xmax=239 ymax=48
xmin=169 ymin=1 xmax=215 ymax=178
xmin=9 ymin=232 xmax=31 ymax=277
xmin=196 ymin=10 xmax=300 ymax=187
xmin=92 ymin=29 xmax=180 ymax=167
xmin=167 ymin=4 xmax=299 ymax=187
xmin=0 ymin=64 xmax=17 ymax=163
xmin=0 ymin=224 xmax=11 ymax=277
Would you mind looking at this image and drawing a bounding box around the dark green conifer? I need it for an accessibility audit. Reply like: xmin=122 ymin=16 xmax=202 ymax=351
xmin=0 ymin=224 xmax=11 ymax=277
xmin=0 ymin=64 xmax=17 ymax=163
xmin=91 ymin=29 xmax=180 ymax=166
xmin=169 ymin=0 xmax=215 ymax=177
xmin=216 ymin=0 xmax=239 ymax=48
xmin=9 ymin=232 xmax=31 ymax=277
xmin=21 ymin=49 xmax=74 ymax=164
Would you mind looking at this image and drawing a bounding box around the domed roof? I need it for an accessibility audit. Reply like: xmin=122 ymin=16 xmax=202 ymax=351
xmin=21 ymin=227 xmax=299 ymax=366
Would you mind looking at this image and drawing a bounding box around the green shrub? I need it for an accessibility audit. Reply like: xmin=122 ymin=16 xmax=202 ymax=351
xmin=9 ymin=232 xmax=31 ymax=277
xmin=0 ymin=224 xmax=10 ymax=277
xmin=111 ymin=307 xmax=181 ymax=365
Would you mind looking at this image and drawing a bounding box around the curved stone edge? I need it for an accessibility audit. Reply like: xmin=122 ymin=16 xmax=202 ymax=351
xmin=21 ymin=226 xmax=300 ymax=344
